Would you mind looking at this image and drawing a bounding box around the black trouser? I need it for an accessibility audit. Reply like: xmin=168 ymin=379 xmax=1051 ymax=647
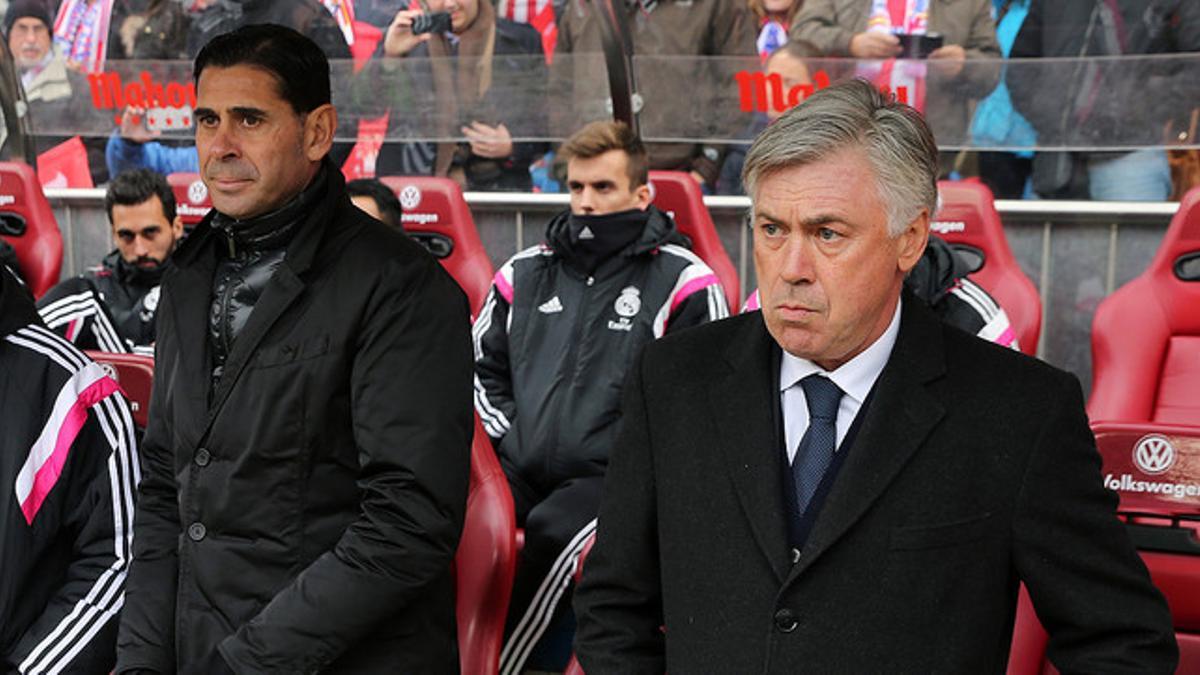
xmin=499 ymin=468 xmax=604 ymax=674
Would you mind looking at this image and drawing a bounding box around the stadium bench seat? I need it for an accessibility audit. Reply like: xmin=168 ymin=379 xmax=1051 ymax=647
xmin=84 ymin=351 xmax=154 ymax=429
xmin=1006 ymin=422 xmax=1200 ymax=674
xmin=934 ymin=180 xmax=1042 ymax=356
xmin=1088 ymin=187 xmax=1200 ymax=425
xmin=378 ymin=176 xmax=494 ymax=317
xmin=0 ymin=162 xmax=63 ymax=298
xmin=167 ymin=172 xmax=212 ymax=228
xmin=456 ymin=415 xmax=519 ymax=675
xmin=649 ymin=171 xmax=740 ymax=310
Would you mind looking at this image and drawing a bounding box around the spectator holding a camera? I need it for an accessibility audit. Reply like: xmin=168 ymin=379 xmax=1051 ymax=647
xmin=375 ymin=0 xmax=548 ymax=190
xmin=791 ymin=0 xmax=1000 ymax=168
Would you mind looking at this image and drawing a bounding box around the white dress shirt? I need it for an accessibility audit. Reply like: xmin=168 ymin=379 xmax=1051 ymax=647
xmin=780 ymin=299 xmax=903 ymax=463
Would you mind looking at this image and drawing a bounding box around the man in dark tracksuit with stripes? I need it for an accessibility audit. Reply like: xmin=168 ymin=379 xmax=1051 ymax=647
xmin=1 ymin=265 xmax=140 ymax=674
xmin=474 ymin=121 xmax=730 ymax=673
xmin=36 ymin=169 xmax=184 ymax=355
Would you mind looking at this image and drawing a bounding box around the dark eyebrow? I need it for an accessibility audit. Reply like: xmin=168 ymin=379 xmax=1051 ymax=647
xmin=230 ymin=106 xmax=268 ymax=118
xmin=193 ymin=107 xmax=216 ymax=118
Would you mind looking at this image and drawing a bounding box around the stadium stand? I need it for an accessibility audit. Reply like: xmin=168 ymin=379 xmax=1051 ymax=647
xmin=933 ymin=180 xmax=1042 ymax=356
xmin=378 ymin=176 xmax=495 ymax=316
xmin=649 ymin=170 xmax=741 ymax=309
xmin=1088 ymin=187 xmax=1200 ymax=424
xmin=0 ymin=162 xmax=62 ymax=299
xmin=456 ymin=415 xmax=519 ymax=675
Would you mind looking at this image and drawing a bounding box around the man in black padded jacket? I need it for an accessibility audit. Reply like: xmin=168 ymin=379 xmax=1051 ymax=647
xmin=115 ymin=25 xmax=472 ymax=674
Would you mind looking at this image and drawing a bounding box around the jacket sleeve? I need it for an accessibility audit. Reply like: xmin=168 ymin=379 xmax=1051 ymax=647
xmin=36 ymin=279 xmax=126 ymax=353
xmin=115 ymin=292 xmax=181 ymax=674
xmin=105 ymin=133 xmax=200 ymax=178
xmin=573 ymin=351 xmax=665 ymax=674
xmin=790 ymin=0 xmax=858 ymax=56
xmin=945 ymin=0 xmax=1001 ymax=98
xmin=657 ymin=259 xmax=729 ymax=337
xmin=1012 ymin=374 xmax=1178 ymax=673
xmin=216 ymin=256 xmax=473 ymax=672
xmin=473 ymin=272 xmax=517 ymax=441
xmin=10 ymin=386 xmax=139 ymax=675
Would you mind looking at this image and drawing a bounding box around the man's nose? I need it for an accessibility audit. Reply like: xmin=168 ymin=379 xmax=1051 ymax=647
xmin=578 ymin=188 xmax=596 ymax=213
xmin=778 ymin=235 xmax=815 ymax=284
xmin=206 ymin=124 xmax=239 ymax=159
xmin=131 ymin=236 xmax=151 ymax=259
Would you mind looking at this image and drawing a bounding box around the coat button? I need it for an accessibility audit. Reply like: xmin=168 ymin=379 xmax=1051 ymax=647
xmin=790 ymin=548 xmax=801 ymax=564
xmin=194 ymin=448 xmax=211 ymax=467
xmin=187 ymin=522 xmax=207 ymax=542
xmin=774 ymin=608 xmax=798 ymax=633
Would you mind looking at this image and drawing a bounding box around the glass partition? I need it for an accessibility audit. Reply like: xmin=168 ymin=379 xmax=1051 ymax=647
xmin=23 ymin=54 xmax=1200 ymax=150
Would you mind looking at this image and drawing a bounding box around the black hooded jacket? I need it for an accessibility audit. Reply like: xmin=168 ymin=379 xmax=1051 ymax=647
xmin=474 ymin=206 xmax=729 ymax=489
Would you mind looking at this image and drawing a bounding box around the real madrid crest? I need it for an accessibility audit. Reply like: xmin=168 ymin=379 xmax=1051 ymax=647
xmin=608 ymin=287 xmax=640 ymax=332
xmin=614 ymin=286 xmax=641 ymax=317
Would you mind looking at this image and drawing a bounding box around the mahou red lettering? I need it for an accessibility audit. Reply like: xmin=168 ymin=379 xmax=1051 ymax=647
xmin=736 ymin=69 xmax=906 ymax=115
xmin=88 ymin=71 xmax=197 ymax=125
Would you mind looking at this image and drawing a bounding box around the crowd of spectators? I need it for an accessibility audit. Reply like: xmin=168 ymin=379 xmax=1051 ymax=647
xmin=0 ymin=0 xmax=1197 ymax=200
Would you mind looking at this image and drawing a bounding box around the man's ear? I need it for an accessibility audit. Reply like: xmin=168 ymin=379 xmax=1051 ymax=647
xmin=634 ymin=183 xmax=652 ymax=210
xmin=171 ymin=214 xmax=184 ymax=239
xmin=896 ymin=208 xmax=929 ymax=274
xmin=303 ymin=103 xmax=337 ymax=161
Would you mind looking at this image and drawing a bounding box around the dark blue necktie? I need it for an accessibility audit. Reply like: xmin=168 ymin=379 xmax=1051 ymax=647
xmin=793 ymin=375 xmax=844 ymax=516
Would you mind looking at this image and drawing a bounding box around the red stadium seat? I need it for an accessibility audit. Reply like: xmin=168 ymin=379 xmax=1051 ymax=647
xmin=0 ymin=162 xmax=63 ymax=299
xmin=84 ymin=351 xmax=154 ymax=429
xmin=456 ymin=415 xmax=518 ymax=675
xmin=378 ymin=176 xmax=495 ymax=316
xmin=649 ymin=171 xmax=740 ymax=310
xmin=1088 ymin=187 xmax=1200 ymax=425
xmin=1007 ymin=422 xmax=1200 ymax=674
xmin=167 ymin=172 xmax=212 ymax=228
xmin=934 ymin=180 xmax=1041 ymax=356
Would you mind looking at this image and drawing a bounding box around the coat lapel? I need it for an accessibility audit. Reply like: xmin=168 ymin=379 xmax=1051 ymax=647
xmin=708 ymin=316 xmax=790 ymax=584
xmin=790 ymin=297 xmax=947 ymax=581
xmin=163 ymin=225 xmax=217 ymax=450
xmin=203 ymin=264 xmax=305 ymax=424
xmin=201 ymin=165 xmax=344 ymax=434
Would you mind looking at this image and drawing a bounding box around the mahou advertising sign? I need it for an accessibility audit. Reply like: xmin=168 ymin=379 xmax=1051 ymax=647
xmin=87 ymin=70 xmax=196 ymax=127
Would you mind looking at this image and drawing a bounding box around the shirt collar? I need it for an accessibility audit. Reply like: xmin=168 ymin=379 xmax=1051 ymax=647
xmin=779 ymin=296 xmax=903 ymax=405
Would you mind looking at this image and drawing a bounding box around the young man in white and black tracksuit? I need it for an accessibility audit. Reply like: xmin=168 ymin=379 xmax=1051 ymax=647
xmin=0 ymin=265 xmax=140 ymax=674
xmin=474 ymin=122 xmax=730 ymax=674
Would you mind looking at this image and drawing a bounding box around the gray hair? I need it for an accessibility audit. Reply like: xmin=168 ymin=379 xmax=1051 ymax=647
xmin=741 ymin=79 xmax=939 ymax=237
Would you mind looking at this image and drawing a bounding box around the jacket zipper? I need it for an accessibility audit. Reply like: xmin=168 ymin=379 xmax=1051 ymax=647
xmin=219 ymin=225 xmax=238 ymax=365
xmin=546 ymin=273 xmax=594 ymax=479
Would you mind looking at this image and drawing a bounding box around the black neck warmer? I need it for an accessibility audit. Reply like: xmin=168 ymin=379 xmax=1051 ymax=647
xmin=564 ymin=208 xmax=650 ymax=275
xmin=210 ymin=165 xmax=328 ymax=258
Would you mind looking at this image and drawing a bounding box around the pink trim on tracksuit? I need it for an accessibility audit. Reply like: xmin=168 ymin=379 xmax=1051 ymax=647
xmin=669 ymin=274 xmax=719 ymax=315
xmin=20 ymin=376 xmax=119 ymax=524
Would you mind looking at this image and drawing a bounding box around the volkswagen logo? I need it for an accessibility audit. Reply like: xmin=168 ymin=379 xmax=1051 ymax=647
xmin=188 ymin=180 xmax=208 ymax=205
xmin=1133 ymin=434 xmax=1176 ymax=475
xmin=399 ymin=185 xmax=422 ymax=210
